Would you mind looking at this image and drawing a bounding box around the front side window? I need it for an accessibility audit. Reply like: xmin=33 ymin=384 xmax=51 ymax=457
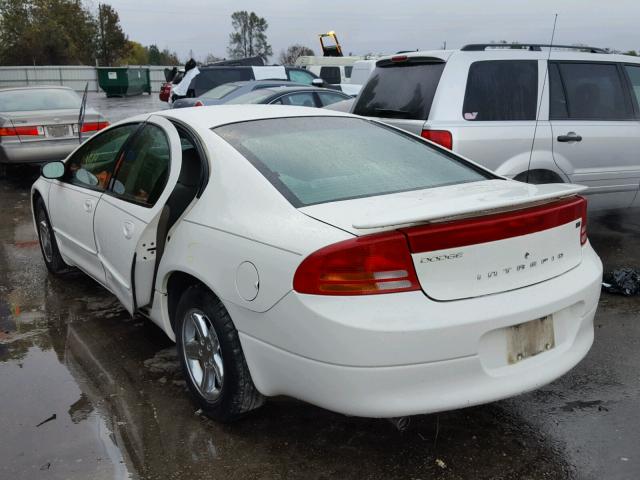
xmin=288 ymin=69 xmax=315 ymax=85
xmin=550 ymin=62 xmax=633 ymax=120
xmin=278 ymin=92 xmax=317 ymax=107
xmin=624 ymin=65 xmax=640 ymax=109
xmin=214 ymin=117 xmax=490 ymax=207
xmin=65 ymin=124 xmax=138 ymax=190
xmin=111 ymin=124 xmax=170 ymax=206
xmin=463 ymin=60 xmax=538 ymax=121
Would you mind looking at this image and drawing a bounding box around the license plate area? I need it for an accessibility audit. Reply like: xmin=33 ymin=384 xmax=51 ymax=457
xmin=507 ymin=316 xmax=555 ymax=364
xmin=47 ymin=125 xmax=72 ymax=138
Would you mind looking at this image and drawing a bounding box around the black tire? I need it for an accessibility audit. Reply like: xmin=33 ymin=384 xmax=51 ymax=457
xmin=35 ymin=197 xmax=70 ymax=274
xmin=175 ymin=285 xmax=265 ymax=422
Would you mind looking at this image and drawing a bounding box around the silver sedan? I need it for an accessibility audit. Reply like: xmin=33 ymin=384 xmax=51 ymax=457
xmin=0 ymin=86 xmax=108 ymax=170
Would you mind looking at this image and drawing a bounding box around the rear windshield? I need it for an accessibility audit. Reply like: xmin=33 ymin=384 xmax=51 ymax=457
xmin=201 ymin=83 xmax=241 ymax=99
xmin=214 ymin=116 xmax=490 ymax=207
xmin=353 ymin=61 xmax=445 ymax=120
xmin=0 ymin=88 xmax=80 ymax=112
xmin=226 ymin=90 xmax=275 ymax=104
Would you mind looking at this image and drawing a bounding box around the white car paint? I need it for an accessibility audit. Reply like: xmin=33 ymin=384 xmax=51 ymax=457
xmin=32 ymin=105 xmax=602 ymax=418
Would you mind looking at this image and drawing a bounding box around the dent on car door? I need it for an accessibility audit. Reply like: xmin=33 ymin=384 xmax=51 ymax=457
xmin=48 ymin=123 xmax=139 ymax=283
xmin=93 ymin=116 xmax=183 ymax=314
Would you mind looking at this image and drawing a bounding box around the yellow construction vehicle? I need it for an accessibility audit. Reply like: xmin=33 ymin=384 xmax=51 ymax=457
xmin=319 ymin=31 xmax=343 ymax=57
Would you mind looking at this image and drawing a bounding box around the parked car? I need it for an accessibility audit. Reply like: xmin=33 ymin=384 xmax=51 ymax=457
xmin=0 ymin=86 xmax=108 ymax=173
xmin=159 ymin=66 xmax=320 ymax=103
xmin=353 ymin=44 xmax=640 ymax=210
xmin=225 ymin=86 xmax=351 ymax=107
xmin=32 ymin=105 xmax=601 ymax=422
xmin=171 ymin=80 xmax=310 ymax=109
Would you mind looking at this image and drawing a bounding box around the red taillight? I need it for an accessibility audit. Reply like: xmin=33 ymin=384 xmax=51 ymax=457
xmin=0 ymin=125 xmax=42 ymax=137
xmin=391 ymin=55 xmax=408 ymax=62
xmin=420 ymin=129 xmax=452 ymax=150
xmin=81 ymin=121 xmax=109 ymax=133
xmin=194 ymin=100 xmax=204 ymax=107
xmin=293 ymin=232 xmax=420 ymax=295
xmin=402 ymin=196 xmax=588 ymax=252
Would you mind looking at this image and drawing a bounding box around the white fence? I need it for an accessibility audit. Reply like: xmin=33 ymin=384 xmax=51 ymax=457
xmin=0 ymin=65 xmax=174 ymax=92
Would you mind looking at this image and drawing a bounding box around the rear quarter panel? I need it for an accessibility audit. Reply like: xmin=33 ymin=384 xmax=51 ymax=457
xmin=155 ymin=129 xmax=351 ymax=324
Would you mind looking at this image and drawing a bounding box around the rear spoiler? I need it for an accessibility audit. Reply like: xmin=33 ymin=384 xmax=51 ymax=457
xmin=352 ymin=183 xmax=587 ymax=229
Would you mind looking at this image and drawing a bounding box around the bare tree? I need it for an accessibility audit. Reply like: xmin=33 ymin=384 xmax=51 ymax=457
xmin=227 ymin=11 xmax=272 ymax=61
xmin=278 ymin=44 xmax=314 ymax=65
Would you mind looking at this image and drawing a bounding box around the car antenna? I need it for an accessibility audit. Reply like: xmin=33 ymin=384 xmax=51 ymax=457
xmin=526 ymin=14 xmax=558 ymax=184
xmin=77 ymin=82 xmax=89 ymax=144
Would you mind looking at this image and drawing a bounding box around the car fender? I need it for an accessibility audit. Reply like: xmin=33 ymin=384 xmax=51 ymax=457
xmin=492 ymin=150 xmax=570 ymax=181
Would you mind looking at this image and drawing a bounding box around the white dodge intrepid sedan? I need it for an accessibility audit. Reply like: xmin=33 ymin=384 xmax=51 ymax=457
xmin=31 ymin=106 xmax=602 ymax=422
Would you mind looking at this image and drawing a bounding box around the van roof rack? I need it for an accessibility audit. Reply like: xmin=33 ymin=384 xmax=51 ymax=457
xmin=460 ymin=43 xmax=609 ymax=54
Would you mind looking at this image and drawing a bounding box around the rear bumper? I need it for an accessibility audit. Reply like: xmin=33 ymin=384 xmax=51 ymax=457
xmin=0 ymin=139 xmax=82 ymax=165
xmin=234 ymin=244 xmax=602 ymax=417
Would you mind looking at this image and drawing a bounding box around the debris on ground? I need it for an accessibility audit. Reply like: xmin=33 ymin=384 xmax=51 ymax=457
xmin=602 ymin=268 xmax=640 ymax=296
xmin=435 ymin=458 xmax=447 ymax=469
xmin=35 ymin=413 xmax=56 ymax=427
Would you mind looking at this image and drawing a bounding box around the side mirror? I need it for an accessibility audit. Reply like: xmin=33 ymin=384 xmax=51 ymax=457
xmin=312 ymin=78 xmax=325 ymax=87
xmin=41 ymin=161 xmax=65 ymax=180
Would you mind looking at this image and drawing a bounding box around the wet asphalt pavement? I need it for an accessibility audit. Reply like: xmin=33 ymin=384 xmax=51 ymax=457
xmin=1 ymin=93 xmax=640 ymax=480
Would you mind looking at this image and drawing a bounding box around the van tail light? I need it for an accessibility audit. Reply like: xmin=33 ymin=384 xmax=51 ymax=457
xmin=293 ymin=232 xmax=420 ymax=295
xmin=0 ymin=125 xmax=44 ymax=137
xmin=194 ymin=100 xmax=204 ymax=107
xmin=80 ymin=121 xmax=109 ymax=133
xmin=401 ymin=196 xmax=589 ymax=252
xmin=421 ymin=129 xmax=452 ymax=150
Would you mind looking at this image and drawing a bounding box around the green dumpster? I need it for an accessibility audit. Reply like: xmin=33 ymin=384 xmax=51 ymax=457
xmin=97 ymin=67 xmax=151 ymax=97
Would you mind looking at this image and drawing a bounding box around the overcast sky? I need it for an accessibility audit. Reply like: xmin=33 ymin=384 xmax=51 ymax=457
xmin=102 ymin=0 xmax=640 ymax=62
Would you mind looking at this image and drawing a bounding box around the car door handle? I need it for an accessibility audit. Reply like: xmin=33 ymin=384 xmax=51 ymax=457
xmin=122 ymin=220 xmax=135 ymax=239
xmin=557 ymin=132 xmax=582 ymax=142
xmin=83 ymin=199 xmax=93 ymax=212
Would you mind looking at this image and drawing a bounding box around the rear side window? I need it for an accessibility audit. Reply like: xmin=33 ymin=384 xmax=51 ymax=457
xmin=550 ymin=62 xmax=633 ymax=120
xmin=214 ymin=117 xmax=489 ymax=207
xmin=353 ymin=61 xmax=445 ymax=120
xmin=344 ymin=66 xmax=353 ymax=78
xmin=320 ymin=67 xmax=341 ymax=84
xmin=463 ymin=60 xmax=538 ymax=121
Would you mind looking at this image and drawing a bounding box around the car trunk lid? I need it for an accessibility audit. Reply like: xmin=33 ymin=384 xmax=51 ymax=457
xmin=2 ymin=109 xmax=103 ymax=142
xmin=300 ymin=180 xmax=587 ymax=300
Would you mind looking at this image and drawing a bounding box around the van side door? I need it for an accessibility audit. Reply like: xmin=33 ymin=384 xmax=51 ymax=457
xmin=549 ymin=61 xmax=640 ymax=209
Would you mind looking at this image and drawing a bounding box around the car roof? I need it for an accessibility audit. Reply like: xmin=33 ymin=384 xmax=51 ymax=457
xmin=378 ymin=47 xmax=640 ymax=64
xmin=150 ymin=105 xmax=353 ymax=129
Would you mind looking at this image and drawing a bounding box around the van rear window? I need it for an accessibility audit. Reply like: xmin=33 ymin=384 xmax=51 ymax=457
xmin=353 ymin=61 xmax=445 ymax=120
xmin=463 ymin=60 xmax=538 ymax=121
